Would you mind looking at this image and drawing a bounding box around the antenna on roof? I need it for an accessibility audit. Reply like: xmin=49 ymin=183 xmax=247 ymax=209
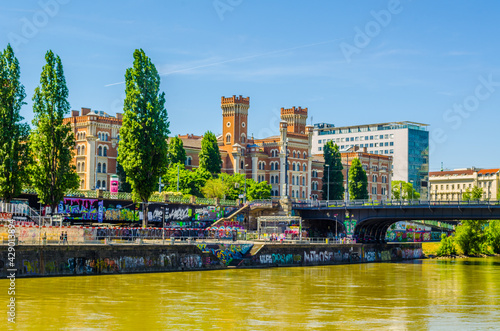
xmin=441 ymin=162 xmax=443 ymax=172
xmin=311 ymin=116 xmax=313 ymax=125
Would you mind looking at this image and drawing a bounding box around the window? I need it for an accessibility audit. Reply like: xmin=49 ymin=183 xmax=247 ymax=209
xmin=292 ymin=163 xmax=296 ymax=171
xmin=103 ymin=146 xmax=107 ymax=157
xmin=372 ymin=175 xmax=377 ymax=182
xmin=390 ymin=142 xmax=394 ymax=146
xmin=102 ymin=181 xmax=106 ymax=190
xmin=102 ymin=163 xmax=106 ymax=173
xmin=241 ymin=134 xmax=246 ymax=144
xmin=382 ymin=176 xmax=387 ymax=183
xmin=80 ymin=180 xmax=85 ymax=189
xmin=292 ymin=176 xmax=295 ymax=185
xmin=82 ymin=162 xmax=85 ymax=171
xmin=293 ymin=151 xmax=296 ymax=158
xmin=302 ymin=177 xmax=305 ymax=186
xmin=372 ymin=186 xmax=377 ymax=195
xmin=77 ymin=163 xmax=80 ymax=172
xmin=303 ymin=164 xmax=306 ymax=171
xmin=303 ymin=152 xmax=307 ymax=159
xmin=98 ymin=133 xmax=102 ymax=140
xmin=226 ymin=134 xmax=231 ymax=144
xmin=186 ymin=157 xmax=192 ymax=166
xmin=82 ymin=146 xmax=85 ymax=155
xmin=97 ymin=163 xmax=101 ymax=173
xmin=275 ymin=175 xmax=279 ymax=183
xmin=77 ymin=146 xmax=81 ymax=155
xmin=318 ymin=147 xmax=322 ymax=151
xmin=241 ymin=160 xmax=244 ymax=170
xmin=271 ymin=176 xmax=274 ymax=184
xmin=96 ymin=180 xmax=101 ymax=189
xmin=98 ymin=146 xmax=102 ymax=156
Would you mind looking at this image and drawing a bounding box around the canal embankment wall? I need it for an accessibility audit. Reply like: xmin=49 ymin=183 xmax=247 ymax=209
xmin=1 ymin=243 xmax=423 ymax=278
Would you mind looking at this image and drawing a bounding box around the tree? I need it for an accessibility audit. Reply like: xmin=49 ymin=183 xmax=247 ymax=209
xmin=348 ymin=158 xmax=368 ymax=200
xmin=199 ymin=131 xmax=221 ymax=175
xmin=436 ymin=233 xmax=457 ymax=256
xmin=246 ymin=180 xmax=272 ymax=201
xmin=391 ymin=180 xmax=420 ymax=200
xmin=117 ymin=49 xmax=170 ymax=227
xmin=462 ymin=186 xmax=483 ymax=201
xmin=29 ymin=50 xmax=79 ymax=213
xmin=486 ymin=220 xmax=500 ymax=254
xmin=322 ymin=141 xmax=344 ymax=200
xmin=167 ymin=136 xmax=186 ymax=166
xmin=0 ymin=44 xmax=30 ymax=202
xmin=162 ymin=164 xmax=211 ymax=197
xmin=116 ymin=162 xmax=132 ymax=193
xmin=202 ymin=177 xmax=228 ymax=199
xmin=454 ymin=220 xmax=488 ymax=255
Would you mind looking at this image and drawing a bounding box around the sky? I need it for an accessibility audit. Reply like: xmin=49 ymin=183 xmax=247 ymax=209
xmin=0 ymin=0 xmax=499 ymax=172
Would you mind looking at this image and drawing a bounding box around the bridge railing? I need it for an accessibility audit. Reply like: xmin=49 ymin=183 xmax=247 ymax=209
xmin=293 ymin=199 xmax=500 ymax=208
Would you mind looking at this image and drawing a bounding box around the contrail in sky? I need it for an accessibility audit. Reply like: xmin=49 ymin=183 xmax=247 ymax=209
xmin=104 ymin=38 xmax=345 ymax=87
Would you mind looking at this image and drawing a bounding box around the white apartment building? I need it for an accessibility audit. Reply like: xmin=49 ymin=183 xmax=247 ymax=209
xmin=313 ymin=121 xmax=429 ymax=193
xmin=429 ymin=168 xmax=500 ymax=201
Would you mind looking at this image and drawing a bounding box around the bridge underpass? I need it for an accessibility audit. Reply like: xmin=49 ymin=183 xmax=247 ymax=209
xmin=294 ymin=201 xmax=500 ymax=243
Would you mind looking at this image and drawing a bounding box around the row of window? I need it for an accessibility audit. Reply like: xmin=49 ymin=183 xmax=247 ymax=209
xmin=370 ymin=187 xmax=388 ymax=195
xmin=372 ymin=175 xmax=388 ymax=183
xmin=76 ymin=145 xmax=109 ymax=156
xmin=431 ymin=182 xmax=493 ymax=190
xmin=225 ymin=133 xmax=246 ymax=144
xmin=77 ymin=162 xmax=107 ymax=173
xmin=97 ymin=132 xmax=110 ymax=142
xmin=270 ymin=149 xmax=308 ymax=159
xmin=318 ymin=134 xmax=395 ymax=144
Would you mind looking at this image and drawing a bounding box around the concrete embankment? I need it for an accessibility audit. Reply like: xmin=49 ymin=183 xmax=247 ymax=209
xmin=1 ymin=243 xmax=423 ymax=278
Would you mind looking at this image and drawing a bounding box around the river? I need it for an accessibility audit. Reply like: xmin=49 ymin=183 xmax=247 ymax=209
xmin=2 ymin=257 xmax=500 ymax=330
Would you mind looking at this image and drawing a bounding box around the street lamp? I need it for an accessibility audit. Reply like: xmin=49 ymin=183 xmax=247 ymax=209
xmin=325 ymin=164 xmax=330 ymax=205
xmin=94 ymin=137 xmax=100 ymax=190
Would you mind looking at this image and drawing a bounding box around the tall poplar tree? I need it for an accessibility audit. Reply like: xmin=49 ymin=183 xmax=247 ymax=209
xmin=30 ymin=50 xmax=79 ymax=213
xmin=0 ymin=44 xmax=31 ymax=202
xmin=348 ymin=158 xmax=369 ymax=200
xmin=199 ymin=131 xmax=221 ymax=175
xmin=322 ymin=141 xmax=344 ymax=200
xmin=167 ymin=136 xmax=186 ymax=166
xmin=117 ymin=49 xmax=170 ymax=227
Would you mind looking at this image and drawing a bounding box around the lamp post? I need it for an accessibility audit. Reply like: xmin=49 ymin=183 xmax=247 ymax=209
xmin=410 ymin=180 xmax=414 ymax=203
xmin=325 ymin=164 xmax=330 ymax=205
xmin=94 ymin=137 xmax=100 ymax=190
xmin=284 ymin=138 xmax=289 ymax=198
xmin=244 ymin=163 xmax=248 ymax=204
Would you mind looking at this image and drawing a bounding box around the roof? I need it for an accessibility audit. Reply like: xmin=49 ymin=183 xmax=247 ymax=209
xmin=478 ymin=168 xmax=500 ymax=175
xmin=429 ymin=169 xmax=475 ymax=177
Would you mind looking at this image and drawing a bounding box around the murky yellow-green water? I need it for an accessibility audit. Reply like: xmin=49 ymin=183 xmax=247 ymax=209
xmin=2 ymin=257 xmax=500 ymax=330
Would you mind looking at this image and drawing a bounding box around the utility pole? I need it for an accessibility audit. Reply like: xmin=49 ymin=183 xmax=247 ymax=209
xmin=177 ymin=164 xmax=180 ymax=192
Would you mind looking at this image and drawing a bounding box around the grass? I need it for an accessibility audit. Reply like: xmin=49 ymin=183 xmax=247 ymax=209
xmin=422 ymin=241 xmax=464 ymax=256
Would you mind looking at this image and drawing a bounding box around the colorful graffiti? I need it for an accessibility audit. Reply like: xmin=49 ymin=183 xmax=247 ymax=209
xmin=56 ymin=198 xmax=104 ymax=222
xmin=258 ymin=254 xmax=302 ymax=265
xmin=197 ymin=244 xmax=253 ymax=265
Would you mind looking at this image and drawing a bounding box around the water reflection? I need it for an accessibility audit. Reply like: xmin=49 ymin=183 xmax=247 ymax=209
xmin=1 ymin=257 xmax=499 ymax=330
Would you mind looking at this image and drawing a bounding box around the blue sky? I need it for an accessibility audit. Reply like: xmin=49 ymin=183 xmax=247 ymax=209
xmin=1 ymin=0 xmax=499 ymax=171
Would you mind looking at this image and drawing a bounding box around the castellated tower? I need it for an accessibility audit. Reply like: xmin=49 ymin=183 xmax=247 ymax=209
xmin=280 ymin=106 xmax=308 ymax=134
xmin=221 ymin=95 xmax=250 ymax=146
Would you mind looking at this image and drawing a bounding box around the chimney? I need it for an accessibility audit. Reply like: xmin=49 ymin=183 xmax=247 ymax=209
xmin=71 ymin=110 xmax=79 ymax=117
xmin=81 ymin=107 xmax=91 ymax=116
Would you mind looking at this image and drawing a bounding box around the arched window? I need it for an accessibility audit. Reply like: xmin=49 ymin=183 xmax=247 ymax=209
xmin=102 ymin=163 xmax=106 ymax=173
xmin=102 ymin=181 xmax=106 ymax=190
xmin=303 ymin=164 xmax=306 ymax=171
xmin=292 ymin=163 xmax=296 ymax=171
xmin=292 ymin=190 xmax=295 ymax=198
xmin=97 ymin=163 xmax=101 ymax=173
xmin=241 ymin=134 xmax=246 ymax=144
xmin=271 ymin=176 xmax=274 ymax=184
xmin=98 ymin=133 xmax=102 ymax=140
xmin=292 ymin=176 xmax=295 ymax=185
xmin=77 ymin=163 xmax=80 ymax=172
xmin=96 ymin=180 xmax=101 ymax=189
xmin=303 ymin=152 xmax=307 ymax=159
xmin=270 ymin=163 xmax=274 ymax=171
xmin=82 ymin=162 xmax=85 ymax=171
xmin=275 ymin=175 xmax=279 ymax=183
xmin=80 ymin=180 xmax=84 ymax=189
xmin=226 ymin=134 xmax=231 ymax=144
xmin=105 ymin=133 xmax=108 ymax=141
xmin=82 ymin=146 xmax=85 ymax=155
xmin=302 ymin=191 xmax=305 ymax=198
xmin=98 ymin=146 xmax=102 ymax=156
xmin=302 ymin=177 xmax=305 ymax=186
xmin=103 ymin=146 xmax=107 ymax=157
xmin=77 ymin=146 xmax=81 ymax=155
xmin=293 ymin=151 xmax=296 ymax=158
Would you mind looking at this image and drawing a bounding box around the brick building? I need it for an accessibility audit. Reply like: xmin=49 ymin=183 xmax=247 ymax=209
xmin=63 ymin=107 xmax=122 ymax=190
xmin=179 ymin=95 xmax=324 ymax=199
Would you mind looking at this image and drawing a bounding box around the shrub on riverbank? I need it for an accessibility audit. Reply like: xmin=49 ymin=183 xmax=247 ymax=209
xmin=436 ymin=233 xmax=457 ymax=256
xmin=486 ymin=220 xmax=500 ymax=254
xmin=454 ymin=220 xmax=489 ymax=255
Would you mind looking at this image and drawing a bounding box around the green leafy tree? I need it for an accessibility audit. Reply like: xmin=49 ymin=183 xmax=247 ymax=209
xmin=199 ymin=131 xmax=221 ymax=175
xmin=322 ymin=141 xmax=344 ymax=200
xmin=391 ymin=180 xmax=420 ymax=200
xmin=29 ymin=50 xmax=79 ymax=213
xmin=486 ymin=220 xmax=500 ymax=254
xmin=0 ymin=44 xmax=31 ymax=202
xmin=462 ymin=186 xmax=483 ymax=201
xmin=436 ymin=233 xmax=457 ymax=256
xmin=218 ymin=173 xmax=244 ymax=200
xmin=116 ymin=162 xmax=132 ymax=193
xmin=117 ymin=49 xmax=170 ymax=227
xmin=247 ymin=180 xmax=272 ymax=201
xmin=163 ymin=164 xmax=211 ymax=197
xmin=202 ymin=176 xmax=228 ymax=199
xmin=348 ymin=158 xmax=368 ymax=200
xmin=454 ymin=220 xmax=488 ymax=255
xmin=167 ymin=136 xmax=186 ymax=166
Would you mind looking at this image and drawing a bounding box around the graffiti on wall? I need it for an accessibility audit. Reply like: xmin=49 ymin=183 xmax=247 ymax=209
xmin=197 ymin=244 xmax=253 ymax=265
xmin=55 ymin=198 xmax=104 ymax=222
xmin=258 ymin=253 xmax=302 ymax=265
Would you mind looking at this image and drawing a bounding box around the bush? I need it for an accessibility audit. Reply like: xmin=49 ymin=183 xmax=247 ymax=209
xmin=454 ymin=220 xmax=488 ymax=255
xmin=486 ymin=220 xmax=500 ymax=254
xmin=436 ymin=233 xmax=457 ymax=256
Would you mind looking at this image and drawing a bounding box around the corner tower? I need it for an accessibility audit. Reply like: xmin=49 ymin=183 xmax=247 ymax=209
xmin=280 ymin=106 xmax=308 ymax=134
xmin=221 ymin=95 xmax=250 ymax=146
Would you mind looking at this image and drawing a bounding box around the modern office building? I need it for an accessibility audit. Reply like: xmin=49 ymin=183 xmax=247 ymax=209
xmin=63 ymin=107 xmax=122 ymax=190
xmin=313 ymin=121 xmax=429 ymax=193
xmin=429 ymin=168 xmax=500 ymax=201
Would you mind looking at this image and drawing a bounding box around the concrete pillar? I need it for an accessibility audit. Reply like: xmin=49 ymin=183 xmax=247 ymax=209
xmin=252 ymin=156 xmax=258 ymax=181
